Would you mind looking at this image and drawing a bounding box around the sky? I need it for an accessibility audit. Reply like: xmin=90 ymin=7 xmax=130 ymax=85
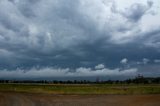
xmin=0 ymin=0 xmax=160 ymax=80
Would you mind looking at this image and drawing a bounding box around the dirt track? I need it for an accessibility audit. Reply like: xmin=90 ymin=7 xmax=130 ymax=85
xmin=0 ymin=92 xmax=160 ymax=106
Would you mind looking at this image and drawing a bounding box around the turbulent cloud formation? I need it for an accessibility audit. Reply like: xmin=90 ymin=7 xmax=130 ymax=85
xmin=0 ymin=64 xmax=138 ymax=79
xmin=0 ymin=0 xmax=160 ymax=79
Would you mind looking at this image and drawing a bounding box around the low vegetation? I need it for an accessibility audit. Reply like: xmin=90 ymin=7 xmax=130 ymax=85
xmin=0 ymin=77 xmax=159 ymax=95
xmin=0 ymin=84 xmax=159 ymax=95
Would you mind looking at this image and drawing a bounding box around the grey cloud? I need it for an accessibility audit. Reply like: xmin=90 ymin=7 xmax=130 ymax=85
xmin=0 ymin=65 xmax=138 ymax=79
xmin=0 ymin=0 xmax=158 ymax=51
xmin=143 ymin=28 xmax=160 ymax=49
xmin=112 ymin=1 xmax=154 ymax=22
xmin=0 ymin=0 xmax=160 ymax=79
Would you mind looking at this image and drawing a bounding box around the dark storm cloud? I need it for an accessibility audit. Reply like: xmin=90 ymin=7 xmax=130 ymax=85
xmin=0 ymin=0 xmax=160 ymax=79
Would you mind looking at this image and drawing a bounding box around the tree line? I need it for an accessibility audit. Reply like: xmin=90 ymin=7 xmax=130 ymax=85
xmin=0 ymin=76 xmax=160 ymax=84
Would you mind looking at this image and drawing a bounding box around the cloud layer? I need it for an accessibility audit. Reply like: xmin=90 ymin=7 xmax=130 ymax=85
xmin=0 ymin=0 xmax=160 ymax=79
xmin=0 ymin=64 xmax=137 ymax=79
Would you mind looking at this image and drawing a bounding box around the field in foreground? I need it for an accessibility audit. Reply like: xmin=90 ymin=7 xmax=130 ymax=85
xmin=0 ymin=84 xmax=160 ymax=94
xmin=0 ymin=84 xmax=160 ymax=106
xmin=0 ymin=92 xmax=160 ymax=106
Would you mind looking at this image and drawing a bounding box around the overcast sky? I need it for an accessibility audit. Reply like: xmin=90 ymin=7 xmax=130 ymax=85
xmin=0 ymin=0 xmax=160 ymax=80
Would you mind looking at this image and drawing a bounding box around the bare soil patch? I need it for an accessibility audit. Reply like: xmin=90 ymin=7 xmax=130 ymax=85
xmin=0 ymin=92 xmax=160 ymax=106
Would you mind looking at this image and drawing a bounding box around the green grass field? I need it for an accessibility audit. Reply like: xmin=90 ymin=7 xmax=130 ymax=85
xmin=0 ymin=84 xmax=160 ymax=95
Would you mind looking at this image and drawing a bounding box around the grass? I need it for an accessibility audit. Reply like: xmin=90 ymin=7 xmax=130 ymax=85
xmin=0 ymin=83 xmax=160 ymax=95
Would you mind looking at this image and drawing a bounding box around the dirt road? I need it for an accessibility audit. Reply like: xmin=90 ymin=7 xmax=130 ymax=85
xmin=0 ymin=92 xmax=160 ymax=106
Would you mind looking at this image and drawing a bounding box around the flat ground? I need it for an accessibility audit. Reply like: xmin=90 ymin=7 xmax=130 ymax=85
xmin=0 ymin=92 xmax=160 ymax=106
xmin=0 ymin=84 xmax=160 ymax=94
